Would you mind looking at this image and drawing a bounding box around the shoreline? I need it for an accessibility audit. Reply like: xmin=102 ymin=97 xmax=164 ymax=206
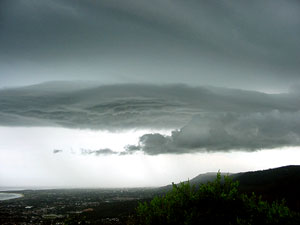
xmin=0 ymin=193 xmax=24 ymax=201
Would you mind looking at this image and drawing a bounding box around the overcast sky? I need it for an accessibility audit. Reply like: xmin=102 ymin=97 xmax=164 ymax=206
xmin=0 ymin=0 xmax=300 ymax=187
xmin=1 ymin=0 xmax=300 ymax=92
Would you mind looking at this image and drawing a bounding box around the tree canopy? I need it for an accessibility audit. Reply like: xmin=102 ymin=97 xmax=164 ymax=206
xmin=131 ymin=172 xmax=299 ymax=225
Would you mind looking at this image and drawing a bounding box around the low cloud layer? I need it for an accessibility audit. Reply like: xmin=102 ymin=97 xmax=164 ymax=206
xmin=81 ymin=148 xmax=118 ymax=156
xmin=53 ymin=149 xmax=63 ymax=154
xmin=125 ymin=111 xmax=300 ymax=154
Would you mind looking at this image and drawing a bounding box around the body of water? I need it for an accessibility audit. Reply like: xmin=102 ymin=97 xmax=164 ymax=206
xmin=0 ymin=193 xmax=23 ymax=201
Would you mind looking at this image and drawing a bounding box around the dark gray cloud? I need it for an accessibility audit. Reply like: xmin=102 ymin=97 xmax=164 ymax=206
xmin=3 ymin=82 xmax=300 ymax=153
xmin=1 ymin=82 xmax=300 ymax=130
xmin=53 ymin=149 xmax=63 ymax=154
xmin=0 ymin=0 xmax=300 ymax=91
xmin=125 ymin=111 xmax=300 ymax=154
xmin=81 ymin=148 xmax=118 ymax=156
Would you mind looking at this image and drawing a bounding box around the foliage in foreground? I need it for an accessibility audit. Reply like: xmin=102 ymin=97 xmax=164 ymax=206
xmin=131 ymin=173 xmax=300 ymax=225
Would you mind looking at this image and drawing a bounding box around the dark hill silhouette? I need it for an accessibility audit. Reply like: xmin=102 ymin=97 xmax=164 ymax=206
xmin=231 ymin=165 xmax=300 ymax=210
xmin=161 ymin=165 xmax=300 ymax=211
xmin=159 ymin=172 xmax=232 ymax=192
xmin=159 ymin=172 xmax=214 ymax=192
xmin=189 ymin=172 xmax=232 ymax=185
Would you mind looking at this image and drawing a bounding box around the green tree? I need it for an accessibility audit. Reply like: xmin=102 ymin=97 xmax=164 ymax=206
xmin=131 ymin=172 xmax=299 ymax=225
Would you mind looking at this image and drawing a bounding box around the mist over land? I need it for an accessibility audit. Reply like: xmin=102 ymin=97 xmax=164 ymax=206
xmin=1 ymin=165 xmax=300 ymax=225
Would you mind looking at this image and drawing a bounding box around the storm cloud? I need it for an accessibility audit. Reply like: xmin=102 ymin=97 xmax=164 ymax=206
xmin=125 ymin=111 xmax=300 ymax=154
xmin=2 ymin=1 xmax=300 ymax=188
xmin=2 ymin=82 xmax=300 ymax=153
xmin=1 ymin=82 xmax=300 ymax=131
xmin=1 ymin=0 xmax=300 ymax=91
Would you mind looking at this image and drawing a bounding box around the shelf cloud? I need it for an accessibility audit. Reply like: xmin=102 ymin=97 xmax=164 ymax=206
xmin=1 ymin=82 xmax=300 ymax=130
xmin=2 ymin=82 xmax=300 ymax=153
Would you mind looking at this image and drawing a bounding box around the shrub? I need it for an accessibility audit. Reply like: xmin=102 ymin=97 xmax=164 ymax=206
xmin=132 ymin=172 xmax=299 ymax=225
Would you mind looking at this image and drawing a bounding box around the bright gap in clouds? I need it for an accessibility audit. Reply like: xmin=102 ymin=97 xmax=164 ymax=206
xmin=0 ymin=127 xmax=300 ymax=188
